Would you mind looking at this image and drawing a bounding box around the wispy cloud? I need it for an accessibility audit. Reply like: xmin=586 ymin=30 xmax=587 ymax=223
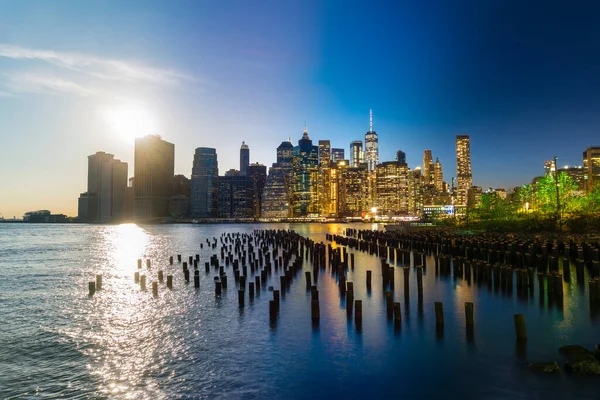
xmin=0 ymin=43 xmax=198 ymax=86
xmin=4 ymin=73 xmax=101 ymax=96
xmin=0 ymin=90 xmax=13 ymax=97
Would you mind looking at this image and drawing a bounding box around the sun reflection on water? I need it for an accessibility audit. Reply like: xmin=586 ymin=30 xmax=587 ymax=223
xmin=108 ymin=224 xmax=150 ymax=274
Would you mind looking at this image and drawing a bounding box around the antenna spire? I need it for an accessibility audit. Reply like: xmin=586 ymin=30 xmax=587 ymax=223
xmin=369 ymin=108 xmax=373 ymax=131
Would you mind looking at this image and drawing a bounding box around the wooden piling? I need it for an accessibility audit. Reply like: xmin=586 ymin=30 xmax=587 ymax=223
xmin=386 ymin=291 xmax=394 ymax=319
xmin=434 ymin=302 xmax=444 ymax=328
xmin=167 ymin=275 xmax=173 ymax=289
xmin=465 ymin=302 xmax=474 ymax=327
xmin=158 ymin=270 xmax=163 ymax=283
xmin=355 ymin=300 xmax=362 ymax=323
xmin=95 ymin=274 xmax=102 ymax=290
xmin=152 ymin=282 xmax=158 ymax=297
xmin=311 ymin=299 xmax=320 ymax=320
xmin=215 ymin=280 xmax=222 ymax=295
xmin=238 ymin=289 xmax=244 ymax=307
xmin=269 ymin=300 xmax=277 ymax=319
xmin=514 ymin=314 xmax=527 ymax=340
xmin=134 ymin=271 xmax=140 ymax=283
xmin=393 ymin=302 xmax=401 ymax=322
xmin=140 ymin=275 xmax=146 ymax=291
xmin=88 ymin=281 xmax=95 ymax=296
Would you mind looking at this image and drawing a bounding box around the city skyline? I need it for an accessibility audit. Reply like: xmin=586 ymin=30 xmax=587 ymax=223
xmin=2 ymin=0 xmax=600 ymax=217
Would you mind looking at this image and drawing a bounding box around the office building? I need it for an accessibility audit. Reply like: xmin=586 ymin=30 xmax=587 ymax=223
xmin=191 ymin=147 xmax=218 ymax=218
xmin=338 ymin=161 xmax=368 ymax=217
xmin=133 ymin=135 xmax=175 ymax=220
xmin=350 ymin=140 xmax=364 ymax=167
xmin=290 ymin=128 xmax=319 ymax=217
xmin=375 ymin=161 xmax=409 ymax=215
xmin=396 ymin=150 xmax=406 ymax=165
xmin=434 ymin=157 xmax=443 ymax=192
xmin=455 ymin=135 xmax=472 ymax=206
xmin=583 ymin=147 xmax=600 ymax=192
xmin=240 ymin=142 xmax=250 ymax=175
xmin=423 ymin=149 xmax=433 ymax=184
xmin=261 ymin=140 xmax=294 ymax=218
xmin=331 ymin=148 xmax=345 ymax=163
xmin=364 ymin=109 xmax=379 ymax=171
xmin=247 ymin=163 xmax=267 ymax=217
xmin=217 ymin=175 xmax=256 ymax=218
xmin=318 ymin=140 xmax=331 ymax=165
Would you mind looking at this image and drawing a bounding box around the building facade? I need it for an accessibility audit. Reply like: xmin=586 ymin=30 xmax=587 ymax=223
xmin=261 ymin=140 xmax=293 ymax=218
xmin=133 ymin=135 xmax=175 ymax=220
xmin=247 ymin=163 xmax=267 ymax=217
xmin=217 ymin=175 xmax=256 ymax=218
xmin=583 ymin=147 xmax=600 ymax=192
xmin=375 ymin=161 xmax=409 ymax=215
xmin=455 ymin=135 xmax=472 ymax=206
xmin=191 ymin=147 xmax=218 ymax=218
xmin=364 ymin=109 xmax=379 ymax=171
xmin=423 ymin=149 xmax=433 ymax=184
xmin=290 ymin=129 xmax=319 ymax=217
xmin=350 ymin=140 xmax=364 ymax=167
xmin=331 ymin=148 xmax=345 ymax=163
xmin=396 ymin=150 xmax=406 ymax=165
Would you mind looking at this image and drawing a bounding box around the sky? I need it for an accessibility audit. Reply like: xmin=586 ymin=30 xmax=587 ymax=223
xmin=1 ymin=0 xmax=600 ymax=218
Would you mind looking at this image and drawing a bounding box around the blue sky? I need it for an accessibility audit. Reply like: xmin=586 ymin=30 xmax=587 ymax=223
xmin=1 ymin=0 xmax=599 ymax=217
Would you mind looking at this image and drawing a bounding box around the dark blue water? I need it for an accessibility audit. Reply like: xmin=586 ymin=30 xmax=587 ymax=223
xmin=0 ymin=223 xmax=598 ymax=399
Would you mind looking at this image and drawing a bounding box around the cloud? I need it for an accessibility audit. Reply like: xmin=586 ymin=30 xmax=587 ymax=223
xmin=4 ymin=73 xmax=102 ymax=96
xmin=0 ymin=90 xmax=13 ymax=97
xmin=0 ymin=43 xmax=198 ymax=86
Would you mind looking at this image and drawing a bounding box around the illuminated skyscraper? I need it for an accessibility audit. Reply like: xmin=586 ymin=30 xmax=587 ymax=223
xmin=217 ymin=175 xmax=255 ymax=218
xmin=338 ymin=160 xmax=368 ymax=217
xmin=434 ymin=157 xmax=443 ymax=192
xmin=350 ymin=140 xmax=364 ymax=167
xmin=247 ymin=163 xmax=267 ymax=217
xmin=422 ymin=149 xmax=433 ymax=183
xmin=191 ymin=147 xmax=218 ymax=218
xmin=290 ymin=128 xmax=319 ymax=217
xmin=240 ymin=142 xmax=249 ymax=175
xmin=364 ymin=109 xmax=379 ymax=171
xmin=408 ymin=168 xmax=423 ymax=216
xmin=583 ymin=147 xmax=600 ymax=192
xmin=261 ymin=140 xmax=293 ymax=218
xmin=318 ymin=140 xmax=331 ymax=165
xmin=375 ymin=161 xmax=409 ymax=215
xmin=133 ymin=135 xmax=175 ymax=220
xmin=456 ymin=135 xmax=472 ymax=206
xmin=396 ymin=150 xmax=406 ymax=165
xmin=331 ymin=148 xmax=345 ymax=162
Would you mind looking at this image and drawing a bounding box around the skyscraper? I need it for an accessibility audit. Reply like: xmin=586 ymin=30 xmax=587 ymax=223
xmin=191 ymin=147 xmax=218 ymax=218
xmin=350 ymin=140 xmax=364 ymax=167
xmin=338 ymin=161 xmax=368 ymax=217
xmin=375 ymin=161 xmax=409 ymax=215
xmin=247 ymin=163 xmax=267 ymax=217
xmin=331 ymin=148 xmax=345 ymax=163
xmin=79 ymin=151 xmax=128 ymax=222
xmin=396 ymin=150 xmax=406 ymax=165
xmin=318 ymin=140 xmax=331 ymax=165
xmin=133 ymin=135 xmax=175 ymax=220
xmin=422 ymin=149 xmax=433 ymax=183
xmin=240 ymin=142 xmax=249 ymax=175
xmin=364 ymin=109 xmax=379 ymax=171
xmin=456 ymin=135 xmax=472 ymax=206
xmin=217 ymin=175 xmax=255 ymax=218
xmin=434 ymin=157 xmax=443 ymax=192
xmin=261 ymin=140 xmax=294 ymax=218
xmin=583 ymin=147 xmax=600 ymax=192
xmin=290 ymin=128 xmax=319 ymax=217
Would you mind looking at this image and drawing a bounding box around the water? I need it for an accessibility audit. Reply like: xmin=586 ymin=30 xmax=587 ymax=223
xmin=0 ymin=223 xmax=598 ymax=399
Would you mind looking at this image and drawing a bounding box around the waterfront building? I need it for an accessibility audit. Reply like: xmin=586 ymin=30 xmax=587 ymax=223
xmin=331 ymin=148 xmax=345 ymax=163
xmin=247 ymin=163 xmax=267 ymax=217
xmin=23 ymin=210 xmax=68 ymax=223
xmin=290 ymin=128 xmax=319 ymax=217
xmin=261 ymin=140 xmax=293 ymax=218
xmin=79 ymin=151 xmax=128 ymax=222
xmin=364 ymin=109 xmax=379 ymax=171
xmin=583 ymin=147 xmax=600 ymax=192
xmin=396 ymin=150 xmax=406 ymax=165
xmin=375 ymin=161 xmax=409 ymax=215
xmin=168 ymin=175 xmax=191 ymax=218
xmin=350 ymin=140 xmax=364 ymax=167
xmin=191 ymin=147 xmax=218 ymax=219
xmin=217 ymin=175 xmax=256 ymax=218
xmin=455 ymin=135 xmax=473 ymax=206
xmin=338 ymin=160 xmax=368 ymax=217
xmin=240 ymin=142 xmax=249 ymax=175
xmin=133 ymin=135 xmax=175 ymax=220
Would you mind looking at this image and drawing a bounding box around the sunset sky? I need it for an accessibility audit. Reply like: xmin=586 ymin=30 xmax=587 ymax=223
xmin=1 ymin=0 xmax=600 ymax=218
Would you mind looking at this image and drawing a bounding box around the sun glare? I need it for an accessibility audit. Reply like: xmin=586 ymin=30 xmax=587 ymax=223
xmin=100 ymin=102 xmax=157 ymax=142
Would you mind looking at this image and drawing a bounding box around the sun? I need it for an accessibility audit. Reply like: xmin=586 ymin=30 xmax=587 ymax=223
xmin=99 ymin=102 xmax=157 ymax=143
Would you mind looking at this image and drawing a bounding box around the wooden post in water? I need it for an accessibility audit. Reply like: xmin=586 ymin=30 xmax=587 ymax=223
xmin=465 ymin=302 xmax=474 ymax=327
xmin=96 ymin=275 xmax=102 ymax=290
xmin=169 ymin=256 xmax=173 ymax=265
xmin=194 ymin=271 xmax=200 ymax=288
xmin=514 ymin=314 xmax=527 ymax=340
xmin=146 ymin=259 xmax=151 ymax=269
xmin=366 ymin=270 xmax=372 ymax=288
xmin=215 ymin=280 xmax=222 ymax=295
xmin=393 ymin=302 xmax=402 ymax=323
xmin=88 ymin=281 xmax=95 ymax=296
xmin=140 ymin=275 xmax=146 ymax=291
xmin=137 ymin=259 xmax=142 ymax=269
xmin=249 ymin=282 xmax=255 ymax=298
xmin=311 ymin=299 xmax=320 ymax=320
xmin=158 ymin=270 xmax=164 ymax=283
xmin=152 ymin=282 xmax=158 ymax=297
xmin=238 ymin=289 xmax=244 ymax=307
xmin=269 ymin=300 xmax=277 ymax=320
xmin=305 ymin=271 xmax=312 ymax=288
xmin=273 ymin=290 xmax=280 ymax=310
xmin=167 ymin=275 xmax=173 ymax=289
xmin=434 ymin=302 xmax=444 ymax=329
xmin=134 ymin=271 xmax=140 ymax=283
xmin=355 ymin=300 xmax=362 ymax=324
xmin=385 ymin=291 xmax=394 ymax=319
